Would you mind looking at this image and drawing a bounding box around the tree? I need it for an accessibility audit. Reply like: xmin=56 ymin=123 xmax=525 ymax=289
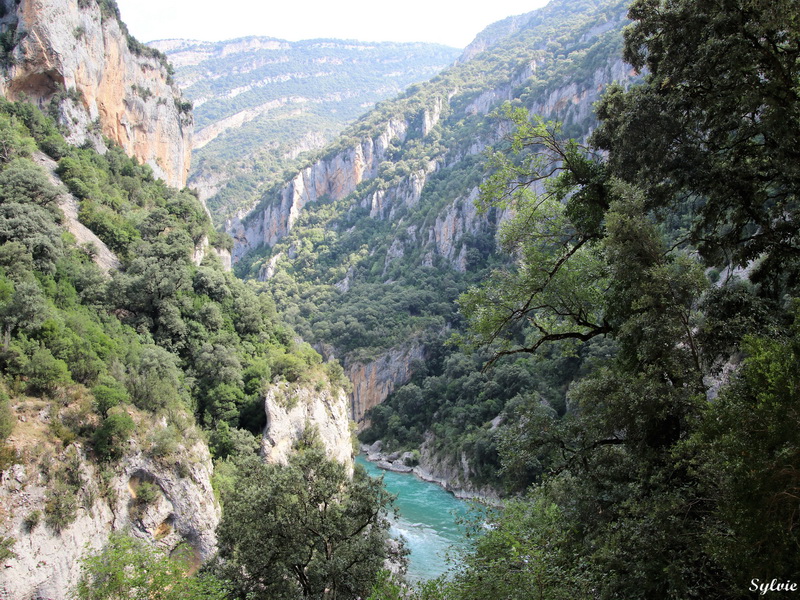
xmin=216 ymin=446 xmax=395 ymax=599
xmin=92 ymin=412 xmax=135 ymax=461
xmin=592 ymin=0 xmax=800 ymax=279
xmin=458 ymin=107 xmax=611 ymax=365
xmin=682 ymin=309 xmax=800 ymax=587
xmin=0 ymin=158 xmax=62 ymax=209
xmin=74 ymin=532 xmax=227 ymax=600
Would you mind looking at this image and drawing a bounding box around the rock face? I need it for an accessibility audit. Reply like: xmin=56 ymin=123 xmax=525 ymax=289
xmin=228 ymin=118 xmax=408 ymax=262
xmin=262 ymin=382 xmax=353 ymax=467
xmin=0 ymin=428 xmax=219 ymax=600
xmin=0 ymin=0 xmax=192 ymax=187
xmin=412 ymin=432 xmax=501 ymax=502
xmin=346 ymin=344 xmax=426 ymax=424
xmin=231 ymin=60 xmax=631 ymax=270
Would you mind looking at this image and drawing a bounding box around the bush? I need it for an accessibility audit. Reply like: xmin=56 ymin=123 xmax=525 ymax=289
xmin=92 ymin=412 xmax=134 ymax=461
xmin=91 ymin=379 xmax=128 ymax=418
xmin=135 ymin=480 xmax=159 ymax=505
xmin=0 ymin=391 xmax=13 ymax=440
xmin=27 ymin=347 xmax=73 ymax=397
xmin=24 ymin=510 xmax=41 ymax=532
xmin=44 ymin=481 xmax=78 ymax=533
xmin=74 ymin=533 xmax=227 ymax=600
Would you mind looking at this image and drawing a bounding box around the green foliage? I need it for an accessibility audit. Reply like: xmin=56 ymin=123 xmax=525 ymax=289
xmin=0 ymin=390 xmax=12 ymax=440
xmin=74 ymin=532 xmax=228 ymax=600
xmin=44 ymin=480 xmax=78 ymax=533
xmin=216 ymin=446 xmax=395 ymax=599
xmin=27 ymin=346 xmax=73 ymax=396
xmin=0 ymin=97 xmax=347 ymax=483
xmin=0 ymin=536 xmax=16 ymax=561
xmin=93 ymin=412 xmax=135 ymax=461
xmin=682 ymin=311 xmax=800 ymax=585
xmin=91 ymin=377 xmax=129 ymax=418
xmin=444 ymin=0 xmax=800 ymax=597
xmin=23 ymin=509 xmax=41 ymax=532
xmin=434 ymin=500 xmax=591 ymax=600
xmin=592 ymin=0 xmax=800 ymax=277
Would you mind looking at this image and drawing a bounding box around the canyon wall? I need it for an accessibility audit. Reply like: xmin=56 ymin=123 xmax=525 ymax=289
xmin=0 ymin=0 xmax=192 ymax=187
xmin=262 ymin=382 xmax=353 ymax=467
xmin=346 ymin=344 xmax=426 ymax=424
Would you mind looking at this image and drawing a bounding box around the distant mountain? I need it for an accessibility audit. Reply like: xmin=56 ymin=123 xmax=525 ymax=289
xmin=151 ymin=37 xmax=460 ymax=222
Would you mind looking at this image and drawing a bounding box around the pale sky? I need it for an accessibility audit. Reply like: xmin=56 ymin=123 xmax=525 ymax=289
xmin=115 ymin=0 xmax=551 ymax=49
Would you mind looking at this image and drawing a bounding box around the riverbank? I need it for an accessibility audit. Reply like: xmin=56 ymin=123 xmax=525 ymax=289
xmin=361 ymin=441 xmax=504 ymax=506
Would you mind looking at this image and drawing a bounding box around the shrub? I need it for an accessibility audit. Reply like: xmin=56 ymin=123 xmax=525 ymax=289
xmin=91 ymin=379 xmax=128 ymax=418
xmin=0 ymin=537 xmax=16 ymax=561
xmin=27 ymin=347 xmax=72 ymax=397
xmin=92 ymin=412 xmax=134 ymax=461
xmin=135 ymin=480 xmax=159 ymax=506
xmin=44 ymin=481 xmax=78 ymax=533
xmin=24 ymin=510 xmax=41 ymax=532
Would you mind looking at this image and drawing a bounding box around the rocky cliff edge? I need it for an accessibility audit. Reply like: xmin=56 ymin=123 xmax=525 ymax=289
xmin=0 ymin=0 xmax=192 ymax=188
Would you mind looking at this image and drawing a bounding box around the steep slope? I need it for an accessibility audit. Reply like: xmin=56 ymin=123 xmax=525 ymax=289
xmin=0 ymin=0 xmax=192 ymax=187
xmin=232 ymin=0 xmax=633 ymax=414
xmin=0 ymin=97 xmax=356 ymax=599
xmin=153 ymin=36 xmax=459 ymax=223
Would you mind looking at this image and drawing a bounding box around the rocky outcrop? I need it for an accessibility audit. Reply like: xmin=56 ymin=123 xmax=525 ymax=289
xmin=0 ymin=0 xmax=192 ymax=187
xmin=457 ymin=12 xmax=538 ymax=64
xmin=262 ymin=381 xmax=353 ymax=467
xmin=412 ymin=433 xmax=501 ymax=502
xmin=228 ymin=117 xmax=408 ymax=261
xmin=346 ymin=343 xmax=425 ymax=424
xmin=192 ymin=96 xmax=309 ymax=150
xmin=0 ymin=417 xmax=219 ymax=600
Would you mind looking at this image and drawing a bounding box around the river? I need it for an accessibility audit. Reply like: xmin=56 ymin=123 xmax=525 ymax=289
xmin=356 ymin=455 xmax=469 ymax=582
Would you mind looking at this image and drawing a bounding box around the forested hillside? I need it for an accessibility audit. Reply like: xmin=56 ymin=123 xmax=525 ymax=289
xmin=419 ymin=0 xmax=800 ymax=597
xmin=153 ymin=37 xmax=459 ymax=223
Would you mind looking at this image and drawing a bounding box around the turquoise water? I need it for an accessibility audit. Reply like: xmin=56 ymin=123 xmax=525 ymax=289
xmin=356 ymin=455 xmax=469 ymax=581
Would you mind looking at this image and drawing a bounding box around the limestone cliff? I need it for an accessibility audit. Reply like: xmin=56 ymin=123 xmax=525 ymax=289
xmin=412 ymin=432 xmax=501 ymax=502
xmin=346 ymin=344 xmax=425 ymax=424
xmin=0 ymin=0 xmax=192 ymax=187
xmin=228 ymin=117 xmax=408 ymax=262
xmin=232 ymin=56 xmax=631 ymax=269
xmin=0 ymin=412 xmax=219 ymax=600
xmin=262 ymin=381 xmax=353 ymax=467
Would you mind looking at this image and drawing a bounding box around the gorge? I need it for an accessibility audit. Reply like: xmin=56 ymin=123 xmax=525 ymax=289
xmin=1 ymin=0 xmax=798 ymax=598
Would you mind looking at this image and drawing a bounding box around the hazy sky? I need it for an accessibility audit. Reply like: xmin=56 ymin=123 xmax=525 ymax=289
xmin=115 ymin=0 xmax=550 ymax=48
